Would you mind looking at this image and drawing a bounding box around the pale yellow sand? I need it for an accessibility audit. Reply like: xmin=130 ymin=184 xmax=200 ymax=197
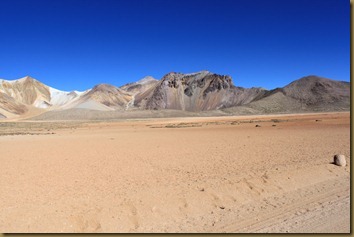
xmin=0 ymin=112 xmax=350 ymax=233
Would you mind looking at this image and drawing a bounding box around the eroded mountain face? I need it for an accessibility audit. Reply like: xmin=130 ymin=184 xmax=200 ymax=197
xmin=135 ymin=71 xmax=267 ymax=111
xmin=0 ymin=76 xmax=51 ymax=107
xmin=0 ymin=91 xmax=28 ymax=115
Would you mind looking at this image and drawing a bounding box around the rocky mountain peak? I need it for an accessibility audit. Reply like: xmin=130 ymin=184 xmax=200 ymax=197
xmin=91 ymin=84 xmax=119 ymax=93
xmin=18 ymin=76 xmax=37 ymax=83
xmin=137 ymin=76 xmax=157 ymax=84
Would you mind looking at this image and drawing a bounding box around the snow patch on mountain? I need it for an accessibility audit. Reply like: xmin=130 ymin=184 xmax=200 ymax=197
xmin=49 ymin=87 xmax=88 ymax=106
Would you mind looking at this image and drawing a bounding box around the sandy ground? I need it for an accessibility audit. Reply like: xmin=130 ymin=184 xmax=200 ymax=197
xmin=0 ymin=112 xmax=350 ymax=233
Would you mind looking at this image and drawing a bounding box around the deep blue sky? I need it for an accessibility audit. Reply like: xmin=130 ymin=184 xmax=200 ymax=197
xmin=0 ymin=0 xmax=350 ymax=91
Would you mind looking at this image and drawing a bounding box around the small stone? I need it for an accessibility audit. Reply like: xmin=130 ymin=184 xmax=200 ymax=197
xmin=334 ymin=154 xmax=346 ymax=166
xmin=255 ymin=124 xmax=261 ymax=127
xmin=219 ymin=206 xmax=225 ymax=209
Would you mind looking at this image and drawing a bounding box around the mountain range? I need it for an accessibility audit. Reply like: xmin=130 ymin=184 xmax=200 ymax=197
xmin=0 ymin=71 xmax=350 ymax=120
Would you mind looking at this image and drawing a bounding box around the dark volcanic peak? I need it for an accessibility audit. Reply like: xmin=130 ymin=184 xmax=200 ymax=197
xmin=283 ymin=75 xmax=350 ymax=106
xmin=142 ymin=71 xmax=258 ymax=111
xmin=202 ymin=73 xmax=233 ymax=91
xmin=160 ymin=71 xmax=233 ymax=90
xmin=284 ymin=75 xmax=349 ymax=88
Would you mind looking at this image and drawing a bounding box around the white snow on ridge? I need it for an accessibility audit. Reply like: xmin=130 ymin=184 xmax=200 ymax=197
xmin=49 ymin=87 xmax=72 ymax=106
xmin=49 ymin=87 xmax=91 ymax=107
xmin=49 ymin=87 xmax=82 ymax=106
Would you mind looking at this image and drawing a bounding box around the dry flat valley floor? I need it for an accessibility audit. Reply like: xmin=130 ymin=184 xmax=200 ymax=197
xmin=0 ymin=112 xmax=350 ymax=233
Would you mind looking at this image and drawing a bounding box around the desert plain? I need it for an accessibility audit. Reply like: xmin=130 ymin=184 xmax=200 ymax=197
xmin=0 ymin=111 xmax=350 ymax=233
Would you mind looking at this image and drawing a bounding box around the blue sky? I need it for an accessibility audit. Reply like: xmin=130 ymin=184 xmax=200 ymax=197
xmin=0 ymin=0 xmax=349 ymax=91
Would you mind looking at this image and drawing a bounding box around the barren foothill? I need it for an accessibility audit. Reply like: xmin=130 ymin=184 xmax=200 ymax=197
xmin=0 ymin=112 xmax=350 ymax=233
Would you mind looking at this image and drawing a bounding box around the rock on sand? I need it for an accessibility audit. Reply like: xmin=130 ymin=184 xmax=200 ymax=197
xmin=334 ymin=154 xmax=346 ymax=167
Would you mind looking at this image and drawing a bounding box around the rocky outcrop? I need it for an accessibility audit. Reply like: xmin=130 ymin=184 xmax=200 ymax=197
xmin=135 ymin=71 xmax=267 ymax=111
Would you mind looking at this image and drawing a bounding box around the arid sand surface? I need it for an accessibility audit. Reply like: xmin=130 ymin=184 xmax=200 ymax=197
xmin=0 ymin=112 xmax=350 ymax=233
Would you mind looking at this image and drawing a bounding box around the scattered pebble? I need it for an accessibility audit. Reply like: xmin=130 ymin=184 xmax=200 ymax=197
xmin=255 ymin=124 xmax=261 ymax=127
